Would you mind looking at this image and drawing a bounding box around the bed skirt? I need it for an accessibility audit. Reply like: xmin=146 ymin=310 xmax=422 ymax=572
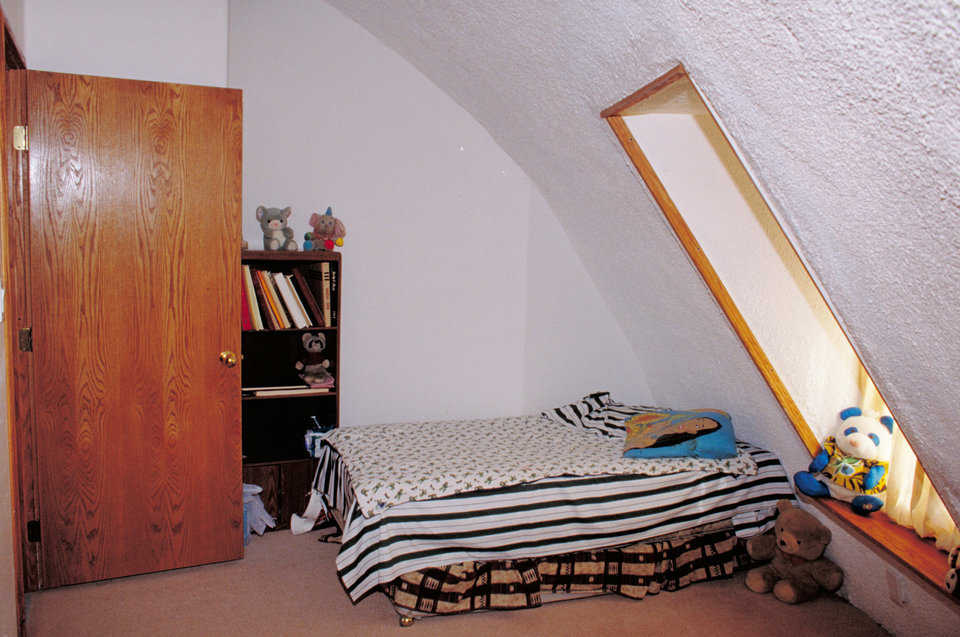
xmin=383 ymin=523 xmax=748 ymax=616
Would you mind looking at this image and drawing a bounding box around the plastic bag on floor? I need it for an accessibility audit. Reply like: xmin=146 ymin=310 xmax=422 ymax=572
xmin=243 ymin=483 xmax=276 ymax=543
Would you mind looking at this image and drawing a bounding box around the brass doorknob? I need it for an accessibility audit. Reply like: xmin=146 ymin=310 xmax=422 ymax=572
xmin=219 ymin=351 xmax=238 ymax=367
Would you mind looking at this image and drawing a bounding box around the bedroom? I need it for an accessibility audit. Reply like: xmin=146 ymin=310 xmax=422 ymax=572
xmin=1 ymin=1 xmax=958 ymax=635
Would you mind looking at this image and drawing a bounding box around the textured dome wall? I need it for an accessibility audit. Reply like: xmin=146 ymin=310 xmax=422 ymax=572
xmin=326 ymin=0 xmax=960 ymax=520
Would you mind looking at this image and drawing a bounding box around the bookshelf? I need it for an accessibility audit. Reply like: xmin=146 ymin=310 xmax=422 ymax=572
xmin=240 ymin=249 xmax=341 ymax=529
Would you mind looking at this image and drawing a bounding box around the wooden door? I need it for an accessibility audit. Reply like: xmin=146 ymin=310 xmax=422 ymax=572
xmin=27 ymin=71 xmax=242 ymax=587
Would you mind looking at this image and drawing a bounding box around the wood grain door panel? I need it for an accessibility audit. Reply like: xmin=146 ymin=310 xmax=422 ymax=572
xmin=28 ymin=71 xmax=242 ymax=587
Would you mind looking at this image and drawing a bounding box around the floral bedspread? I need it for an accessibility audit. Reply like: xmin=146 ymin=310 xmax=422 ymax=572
xmin=324 ymin=414 xmax=757 ymax=518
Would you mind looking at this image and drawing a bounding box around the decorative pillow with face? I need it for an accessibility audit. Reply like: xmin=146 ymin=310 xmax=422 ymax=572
xmin=622 ymin=409 xmax=738 ymax=459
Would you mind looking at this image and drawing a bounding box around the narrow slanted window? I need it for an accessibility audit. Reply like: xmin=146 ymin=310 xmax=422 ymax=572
xmin=603 ymin=65 xmax=958 ymax=589
xmin=859 ymin=369 xmax=960 ymax=550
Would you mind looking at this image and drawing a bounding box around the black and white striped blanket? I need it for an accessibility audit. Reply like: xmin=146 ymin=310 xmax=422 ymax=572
xmin=312 ymin=438 xmax=794 ymax=601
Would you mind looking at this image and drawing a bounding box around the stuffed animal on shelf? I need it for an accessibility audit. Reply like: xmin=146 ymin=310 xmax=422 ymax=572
xmin=294 ymin=332 xmax=334 ymax=387
xmin=256 ymin=205 xmax=298 ymax=251
xmin=946 ymin=546 xmax=960 ymax=598
xmin=308 ymin=207 xmax=346 ymax=250
xmin=745 ymin=499 xmax=844 ymax=604
xmin=794 ymin=407 xmax=894 ymax=516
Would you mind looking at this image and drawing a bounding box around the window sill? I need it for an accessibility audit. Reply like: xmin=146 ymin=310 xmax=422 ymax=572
xmin=800 ymin=494 xmax=956 ymax=606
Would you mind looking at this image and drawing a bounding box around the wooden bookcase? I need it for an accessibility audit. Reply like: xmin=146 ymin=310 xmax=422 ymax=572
xmin=240 ymin=249 xmax=341 ymax=528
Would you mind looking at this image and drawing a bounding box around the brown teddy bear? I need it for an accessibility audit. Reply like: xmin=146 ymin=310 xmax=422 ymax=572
xmin=294 ymin=333 xmax=334 ymax=387
xmin=745 ymin=499 xmax=844 ymax=603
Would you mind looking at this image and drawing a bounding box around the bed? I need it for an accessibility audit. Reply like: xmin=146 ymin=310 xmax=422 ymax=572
xmin=297 ymin=394 xmax=795 ymax=624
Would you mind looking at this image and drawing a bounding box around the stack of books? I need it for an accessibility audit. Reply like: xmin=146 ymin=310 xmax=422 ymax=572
xmin=241 ymin=263 xmax=335 ymax=330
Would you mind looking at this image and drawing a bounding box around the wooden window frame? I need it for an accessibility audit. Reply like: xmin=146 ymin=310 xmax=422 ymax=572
xmin=603 ymin=63 xmax=956 ymax=604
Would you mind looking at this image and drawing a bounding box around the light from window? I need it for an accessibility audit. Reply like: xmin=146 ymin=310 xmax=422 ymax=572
xmin=604 ymin=66 xmax=958 ymax=556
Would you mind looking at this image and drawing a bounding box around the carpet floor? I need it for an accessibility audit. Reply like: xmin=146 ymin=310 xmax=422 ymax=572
xmin=25 ymin=529 xmax=887 ymax=636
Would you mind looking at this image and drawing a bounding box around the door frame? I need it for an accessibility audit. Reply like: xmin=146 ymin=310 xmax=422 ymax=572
xmin=0 ymin=10 xmax=29 ymax=636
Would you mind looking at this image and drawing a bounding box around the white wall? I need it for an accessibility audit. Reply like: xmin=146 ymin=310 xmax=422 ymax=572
xmin=24 ymin=0 xmax=228 ymax=86
xmin=523 ymin=187 xmax=652 ymax=411
xmin=2 ymin=17 xmax=650 ymax=633
xmin=0 ymin=0 xmax=23 ymax=55
xmin=17 ymin=0 xmax=954 ymax=632
xmin=619 ymin=113 xmax=960 ymax=635
xmin=625 ymin=112 xmax=862 ymax=441
xmin=327 ymin=1 xmax=960 ymax=634
xmin=229 ymin=0 xmax=525 ymax=422
xmin=230 ymin=0 xmax=647 ymax=425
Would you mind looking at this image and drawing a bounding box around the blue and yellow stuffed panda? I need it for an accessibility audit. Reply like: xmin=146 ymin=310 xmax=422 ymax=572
xmin=794 ymin=407 xmax=895 ymax=516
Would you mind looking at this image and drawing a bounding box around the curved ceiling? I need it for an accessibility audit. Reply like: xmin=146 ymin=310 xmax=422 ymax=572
xmin=329 ymin=0 xmax=960 ymax=517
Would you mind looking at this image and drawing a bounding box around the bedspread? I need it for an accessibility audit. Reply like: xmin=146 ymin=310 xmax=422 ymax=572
xmin=322 ymin=414 xmax=757 ymax=518
xmin=384 ymin=524 xmax=747 ymax=614
xmin=313 ymin=441 xmax=793 ymax=601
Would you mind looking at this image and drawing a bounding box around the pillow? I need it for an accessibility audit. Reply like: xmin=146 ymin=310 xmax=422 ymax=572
xmin=622 ymin=409 xmax=738 ymax=459
xmin=541 ymin=392 xmax=620 ymax=438
xmin=602 ymin=400 xmax=671 ymax=438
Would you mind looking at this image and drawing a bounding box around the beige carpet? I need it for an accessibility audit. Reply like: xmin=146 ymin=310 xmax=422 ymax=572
xmin=25 ymin=530 xmax=887 ymax=636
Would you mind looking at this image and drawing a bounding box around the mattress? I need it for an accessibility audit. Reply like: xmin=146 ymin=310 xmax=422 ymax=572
xmin=310 ymin=416 xmax=793 ymax=601
xmin=321 ymin=413 xmax=757 ymax=518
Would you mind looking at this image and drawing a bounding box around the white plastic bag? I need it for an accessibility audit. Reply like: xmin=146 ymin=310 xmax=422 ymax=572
xmin=243 ymin=483 xmax=276 ymax=541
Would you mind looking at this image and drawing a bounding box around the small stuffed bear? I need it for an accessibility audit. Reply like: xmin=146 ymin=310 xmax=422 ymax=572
xmin=256 ymin=205 xmax=298 ymax=251
xmin=294 ymin=332 xmax=334 ymax=387
xmin=794 ymin=407 xmax=894 ymax=515
xmin=745 ymin=499 xmax=843 ymax=603
xmin=946 ymin=546 xmax=960 ymax=598
xmin=308 ymin=207 xmax=346 ymax=250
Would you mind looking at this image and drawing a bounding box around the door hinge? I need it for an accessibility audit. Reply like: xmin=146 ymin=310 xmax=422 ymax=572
xmin=26 ymin=520 xmax=40 ymax=543
xmin=18 ymin=327 xmax=32 ymax=352
xmin=13 ymin=125 xmax=27 ymax=151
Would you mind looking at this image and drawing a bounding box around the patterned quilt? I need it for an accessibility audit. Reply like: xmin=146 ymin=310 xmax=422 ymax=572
xmin=383 ymin=524 xmax=748 ymax=615
xmin=323 ymin=414 xmax=757 ymax=517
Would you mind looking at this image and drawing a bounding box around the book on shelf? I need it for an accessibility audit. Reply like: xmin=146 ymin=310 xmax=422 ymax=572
xmin=241 ymin=265 xmax=264 ymax=330
xmin=284 ymin=273 xmax=314 ymax=328
xmin=264 ymin=269 xmax=286 ymax=328
xmin=291 ymin=268 xmax=325 ymax=326
xmin=320 ymin=261 xmax=333 ymax=328
xmin=266 ymin=270 xmax=293 ymax=328
xmin=329 ymin=267 xmax=337 ymax=325
xmin=242 ymin=261 xmax=335 ymax=331
xmin=257 ymin=269 xmax=290 ymax=328
xmin=240 ymin=277 xmax=252 ymax=330
xmin=271 ymin=272 xmax=298 ymax=328
xmin=246 ymin=387 xmax=332 ymax=397
xmin=273 ymin=271 xmax=311 ymax=328
xmin=301 ymin=262 xmax=334 ymax=328
xmin=249 ymin=270 xmax=278 ymax=329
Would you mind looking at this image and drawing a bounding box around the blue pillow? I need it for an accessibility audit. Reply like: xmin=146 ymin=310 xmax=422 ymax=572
xmin=622 ymin=409 xmax=737 ymax=459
